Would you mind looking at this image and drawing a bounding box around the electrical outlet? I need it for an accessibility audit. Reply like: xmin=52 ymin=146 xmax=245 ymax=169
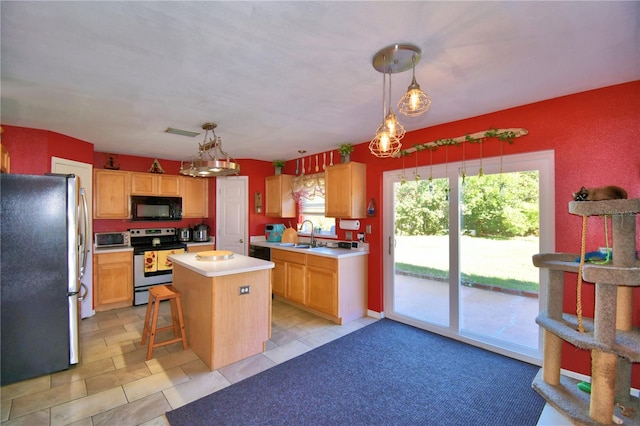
xmin=239 ymin=285 xmax=250 ymax=295
xmin=346 ymin=231 xmax=352 ymax=240
xmin=357 ymin=233 xmax=365 ymax=242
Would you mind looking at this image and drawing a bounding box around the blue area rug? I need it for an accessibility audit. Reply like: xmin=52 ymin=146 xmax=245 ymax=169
xmin=166 ymin=318 xmax=545 ymax=425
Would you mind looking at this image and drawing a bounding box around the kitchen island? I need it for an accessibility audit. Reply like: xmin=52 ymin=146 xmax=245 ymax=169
xmin=168 ymin=252 xmax=274 ymax=370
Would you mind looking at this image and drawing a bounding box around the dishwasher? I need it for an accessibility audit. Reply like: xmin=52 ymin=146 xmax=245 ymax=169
xmin=249 ymin=245 xmax=271 ymax=261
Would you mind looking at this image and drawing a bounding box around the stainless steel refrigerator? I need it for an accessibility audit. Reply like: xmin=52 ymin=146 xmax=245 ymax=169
xmin=1 ymin=173 xmax=89 ymax=385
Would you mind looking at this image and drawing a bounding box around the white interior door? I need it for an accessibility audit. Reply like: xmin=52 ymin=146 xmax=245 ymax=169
xmin=216 ymin=176 xmax=248 ymax=255
xmin=52 ymin=157 xmax=94 ymax=319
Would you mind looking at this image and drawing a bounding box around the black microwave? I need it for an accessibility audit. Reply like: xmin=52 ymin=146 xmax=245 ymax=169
xmin=131 ymin=196 xmax=182 ymax=221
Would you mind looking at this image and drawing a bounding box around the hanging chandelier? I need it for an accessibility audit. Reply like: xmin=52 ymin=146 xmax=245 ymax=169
xmin=369 ymin=44 xmax=431 ymax=158
xmin=179 ymin=122 xmax=240 ymax=177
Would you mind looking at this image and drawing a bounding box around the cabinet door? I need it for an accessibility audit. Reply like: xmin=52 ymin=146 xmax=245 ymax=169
xmin=265 ymin=175 xmax=296 ymax=218
xmin=186 ymin=244 xmax=215 ymax=253
xmin=307 ymin=257 xmax=338 ymax=316
xmin=130 ymin=173 xmax=156 ymax=195
xmin=131 ymin=173 xmax=181 ymax=196
xmin=181 ymin=176 xmax=209 ymax=218
xmin=94 ymin=170 xmax=130 ymax=219
xmin=285 ymin=262 xmax=306 ymax=305
xmin=158 ymin=175 xmax=181 ymax=196
xmin=272 ymin=258 xmax=286 ymax=296
xmin=325 ymin=162 xmax=366 ymax=218
xmin=94 ymin=252 xmax=133 ymax=309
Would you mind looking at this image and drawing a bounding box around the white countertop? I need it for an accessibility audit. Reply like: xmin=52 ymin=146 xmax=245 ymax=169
xmin=93 ymin=246 xmax=133 ymax=254
xmin=250 ymin=240 xmax=368 ymax=259
xmin=169 ymin=252 xmax=274 ymax=277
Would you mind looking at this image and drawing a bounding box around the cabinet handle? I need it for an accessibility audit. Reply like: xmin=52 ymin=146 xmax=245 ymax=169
xmin=239 ymin=238 xmax=244 ymax=244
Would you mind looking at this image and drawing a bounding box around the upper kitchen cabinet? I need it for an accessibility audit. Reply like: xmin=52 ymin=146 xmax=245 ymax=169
xmin=130 ymin=173 xmax=181 ymax=196
xmin=325 ymin=162 xmax=366 ymax=218
xmin=181 ymin=176 xmax=208 ymax=218
xmin=265 ymin=174 xmax=296 ymax=218
xmin=94 ymin=169 xmax=130 ymax=219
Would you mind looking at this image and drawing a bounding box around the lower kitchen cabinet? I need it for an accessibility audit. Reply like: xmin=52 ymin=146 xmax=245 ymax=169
xmin=186 ymin=244 xmax=214 ymax=253
xmin=271 ymin=248 xmax=367 ymax=324
xmin=306 ymin=256 xmax=338 ymax=317
xmin=94 ymin=251 xmax=133 ymax=311
xmin=272 ymin=250 xmax=306 ymax=304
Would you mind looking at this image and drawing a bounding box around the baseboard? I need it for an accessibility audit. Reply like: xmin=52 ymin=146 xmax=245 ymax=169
xmin=367 ymin=310 xmax=384 ymax=319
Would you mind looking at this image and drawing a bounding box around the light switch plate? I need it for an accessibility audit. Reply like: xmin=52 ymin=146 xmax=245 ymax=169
xmin=366 ymin=224 xmax=372 ymax=234
xmin=346 ymin=231 xmax=352 ymax=240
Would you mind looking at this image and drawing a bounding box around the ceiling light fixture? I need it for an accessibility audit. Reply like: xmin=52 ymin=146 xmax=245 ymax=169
xmin=369 ymin=44 xmax=431 ymax=158
xmin=179 ymin=122 xmax=240 ymax=177
xmin=369 ymin=68 xmax=402 ymax=158
xmin=397 ymin=53 xmax=431 ymax=117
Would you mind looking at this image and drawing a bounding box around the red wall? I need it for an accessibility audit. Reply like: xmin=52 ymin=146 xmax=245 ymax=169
xmin=2 ymin=80 xmax=639 ymax=382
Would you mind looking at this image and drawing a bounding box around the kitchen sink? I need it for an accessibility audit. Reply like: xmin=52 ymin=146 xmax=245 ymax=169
xmin=278 ymin=243 xmax=311 ymax=249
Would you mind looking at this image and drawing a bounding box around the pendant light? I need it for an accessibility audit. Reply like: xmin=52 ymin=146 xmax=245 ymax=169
xmin=180 ymin=122 xmax=240 ymax=177
xmin=376 ymin=71 xmax=405 ymax=141
xmin=397 ymin=54 xmax=431 ymax=117
xmin=370 ymin=43 xmax=429 ymax=158
xmin=369 ymin=67 xmax=401 ymax=158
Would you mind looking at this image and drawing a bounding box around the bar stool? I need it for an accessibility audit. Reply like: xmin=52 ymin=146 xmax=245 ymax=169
xmin=141 ymin=284 xmax=187 ymax=360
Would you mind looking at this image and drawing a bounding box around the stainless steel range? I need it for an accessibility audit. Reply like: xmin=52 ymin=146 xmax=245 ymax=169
xmin=129 ymin=228 xmax=186 ymax=305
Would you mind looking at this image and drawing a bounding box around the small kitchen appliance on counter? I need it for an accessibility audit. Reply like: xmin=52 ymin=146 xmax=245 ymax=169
xmin=265 ymin=224 xmax=286 ymax=242
xmin=192 ymin=223 xmax=210 ymax=242
xmin=177 ymin=227 xmax=192 ymax=242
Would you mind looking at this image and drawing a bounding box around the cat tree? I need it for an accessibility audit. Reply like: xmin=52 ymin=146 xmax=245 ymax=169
xmin=532 ymin=198 xmax=640 ymax=425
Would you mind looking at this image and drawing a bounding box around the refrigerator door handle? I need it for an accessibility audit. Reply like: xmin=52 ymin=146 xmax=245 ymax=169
xmin=78 ymin=187 xmax=89 ymax=279
xmin=78 ymin=283 xmax=88 ymax=301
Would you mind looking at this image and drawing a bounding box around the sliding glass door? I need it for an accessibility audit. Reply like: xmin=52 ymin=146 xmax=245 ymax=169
xmin=383 ymin=151 xmax=554 ymax=363
xmin=393 ymin=177 xmax=450 ymax=326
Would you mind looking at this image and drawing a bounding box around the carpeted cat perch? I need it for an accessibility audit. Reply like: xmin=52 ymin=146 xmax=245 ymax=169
xmin=532 ymin=198 xmax=640 ymax=425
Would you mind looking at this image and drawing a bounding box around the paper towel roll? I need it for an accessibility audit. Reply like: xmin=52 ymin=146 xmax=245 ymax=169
xmin=339 ymin=219 xmax=360 ymax=230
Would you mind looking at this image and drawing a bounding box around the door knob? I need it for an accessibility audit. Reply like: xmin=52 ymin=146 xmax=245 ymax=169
xmin=239 ymin=238 xmax=244 ymax=243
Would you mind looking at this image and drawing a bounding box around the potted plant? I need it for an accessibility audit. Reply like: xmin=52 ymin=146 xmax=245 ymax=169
xmin=338 ymin=144 xmax=354 ymax=163
xmin=272 ymin=159 xmax=286 ymax=175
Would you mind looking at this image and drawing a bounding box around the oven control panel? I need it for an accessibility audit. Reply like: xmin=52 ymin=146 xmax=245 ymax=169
xmin=129 ymin=228 xmax=176 ymax=237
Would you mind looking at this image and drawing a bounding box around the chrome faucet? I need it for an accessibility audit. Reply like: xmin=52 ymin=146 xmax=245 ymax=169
xmin=301 ymin=219 xmax=316 ymax=247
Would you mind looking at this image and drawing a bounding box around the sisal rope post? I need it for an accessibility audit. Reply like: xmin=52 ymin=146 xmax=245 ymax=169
xmin=576 ymin=215 xmax=587 ymax=332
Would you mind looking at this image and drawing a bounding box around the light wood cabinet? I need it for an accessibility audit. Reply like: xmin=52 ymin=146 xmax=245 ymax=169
xmin=94 ymin=169 xmax=130 ymax=219
xmin=325 ymin=162 xmax=366 ymax=218
xmin=272 ymin=249 xmax=306 ymax=304
xmin=1 ymin=140 xmax=10 ymax=173
xmin=271 ymin=257 xmax=287 ymax=296
xmin=265 ymin=175 xmax=296 ymax=218
xmin=94 ymin=251 xmax=133 ymax=311
xmin=272 ymin=248 xmax=367 ymax=324
xmin=186 ymin=244 xmax=214 ymax=253
xmin=306 ymin=255 xmax=338 ymax=316
xmin=131 ymin=173 xmax=181 ymax=196
xmin=181 ymin=176 xmax=209 ymax=218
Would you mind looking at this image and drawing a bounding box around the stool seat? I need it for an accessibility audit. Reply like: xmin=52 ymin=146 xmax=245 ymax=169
xmin=141 ymin=284 xmax=187 ymax=360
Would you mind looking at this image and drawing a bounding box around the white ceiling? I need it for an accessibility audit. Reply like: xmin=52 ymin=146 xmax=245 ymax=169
xmin=1 ymin=1 xmax=638 ymax=163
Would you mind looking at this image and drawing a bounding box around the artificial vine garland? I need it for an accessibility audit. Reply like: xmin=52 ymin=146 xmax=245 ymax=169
xmin=397 ymin=127 xmax=527 ymax=157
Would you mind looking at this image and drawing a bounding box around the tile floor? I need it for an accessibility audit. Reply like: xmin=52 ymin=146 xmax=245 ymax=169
xmin=1 ymin=299 xmax=376 ymax=426
xmin=1 ymin=298 xmax=559 ymax=426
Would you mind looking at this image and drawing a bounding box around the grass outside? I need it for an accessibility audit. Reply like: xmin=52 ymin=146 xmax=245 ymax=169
xmin=394 ymin=235 xmax=540 ymax=293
